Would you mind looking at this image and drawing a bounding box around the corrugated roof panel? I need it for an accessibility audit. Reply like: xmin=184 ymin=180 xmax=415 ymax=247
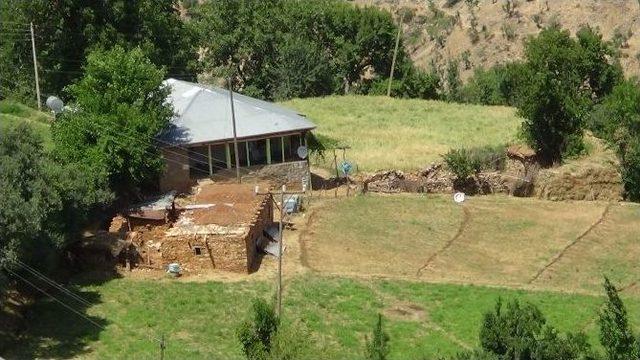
xmin=160 ymin=79 xmax=316 ymax=146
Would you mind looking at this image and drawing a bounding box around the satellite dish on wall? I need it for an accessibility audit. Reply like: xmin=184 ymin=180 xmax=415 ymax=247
xmin=46 ymin=96 xmax=64 ymax=114
xmin=297 ymin=146 xmax=308 ymax=159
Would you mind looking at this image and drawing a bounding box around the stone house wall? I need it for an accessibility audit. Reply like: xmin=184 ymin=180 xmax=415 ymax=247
xmin=158 ymin=195 xmax=273 ymax=273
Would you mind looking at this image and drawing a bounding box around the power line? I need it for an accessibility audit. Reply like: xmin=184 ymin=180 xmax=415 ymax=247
xmin=13 ymin=259 xmax=91 ymax=306
xmin=5 ymin=266 xmax=165 ymax=346
xmin=4 ymin=267 xmax=105 ymax=329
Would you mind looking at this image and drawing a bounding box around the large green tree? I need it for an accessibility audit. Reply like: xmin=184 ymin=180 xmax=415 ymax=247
xmin=52 ymin=46 xmax=171 ymax=202
xmin=1 ymin=0 xmax=197 ymax=101
xmin=0 ymin=123 xmax=109 ymax=279
xmin=192 ymin=0 xmax=408 ymax=100
xmin=516 ymin=26 xmax=621 ymax=165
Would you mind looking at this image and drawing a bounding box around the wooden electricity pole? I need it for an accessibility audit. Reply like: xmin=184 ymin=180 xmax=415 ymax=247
xmin=387 ymin=14 xmax=404 ymax=97
xmin=30 ymin=22 xmax=41 ymax=110
xmin=277 ymin=185 xmax=285 ymax=316
xmin=255 ymin=185 xmax=305 ymax=317
xmin=228 ymin=78 xmax=241 ymax=183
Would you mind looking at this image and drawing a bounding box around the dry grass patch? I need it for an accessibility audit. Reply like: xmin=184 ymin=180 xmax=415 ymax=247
xmin=304 ymin=194 xmax=461 ymax=277
xmin=422 ymin=196 xmax=605 ymax=287
xmin=534 ymin=202 xmax=640 ymax=294
xmin=304 ymin=194 xmax=631 ymax=292
xmin=281 ymin=96 xmax=521 ymax=171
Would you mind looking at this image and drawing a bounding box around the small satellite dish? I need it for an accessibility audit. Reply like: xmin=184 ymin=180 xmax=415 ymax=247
xmin=296 ymin=146 xmax=308 ymax=159
xmin=453 ymin=192 xmax=465 ymax=203
xmin=340 ymin=161 xmax=353 ymax=176
xmin=46 ymin=96 xmax=64 ymax=114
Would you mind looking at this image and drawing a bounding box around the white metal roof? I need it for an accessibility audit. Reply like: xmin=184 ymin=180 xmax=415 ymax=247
xmin=160 ymin=79 xmax=316 ymax=146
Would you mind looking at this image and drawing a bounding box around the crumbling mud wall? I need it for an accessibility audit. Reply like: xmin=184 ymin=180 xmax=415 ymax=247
xmin=362 ymin=165 xmax=509 ymax=195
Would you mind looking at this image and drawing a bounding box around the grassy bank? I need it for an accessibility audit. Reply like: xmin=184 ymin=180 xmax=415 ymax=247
xmin=282 ymin=96 xmax=521 ymax=172
xmin=6 ymin=274 xmax=638 ymax=359
xmin=0 ymin=100 xmax=52 ymax=148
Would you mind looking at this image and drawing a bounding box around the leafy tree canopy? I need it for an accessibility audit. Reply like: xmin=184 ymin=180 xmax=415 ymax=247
xmin=192 ymin=0 xmax=410 ymax=100
xmin=0 ymin=123 xmax=110 ymax=279
xmin=517 ymin=26 xmax=621 ymax=164
xmin=0 ymin=0 xmax=197 ymax=101
xmin=52 ymin=46 xmax=171 ymax=202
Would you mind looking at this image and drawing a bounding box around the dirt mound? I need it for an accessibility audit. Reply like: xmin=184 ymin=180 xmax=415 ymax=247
xmin=384 ymin=302 xmax=427 ymax=322
xmin=534 ymin=165 xmax=623 ymax=201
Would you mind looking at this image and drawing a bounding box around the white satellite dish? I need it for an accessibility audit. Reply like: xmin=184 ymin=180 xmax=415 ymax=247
xmin=453 ymin=192 xmax=465 ymax=203
xmin=297 ymin=145 xmax=308 ymax=159
xmin=46 ymin=96 xmax=64 ymax=114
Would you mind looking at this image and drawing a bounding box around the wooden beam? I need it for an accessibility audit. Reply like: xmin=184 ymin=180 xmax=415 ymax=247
xmin=225 ymin=143 xmax=231 ymax=169
xmin=246 ymin=141 xmax=250 ymax=167
xmin=266 ymin=138 xmax=272 ymax=164
xmin=207 ymin=144 xmax=213 ymax=176
xmin=281 ymin=136 xmax=285 ymax=163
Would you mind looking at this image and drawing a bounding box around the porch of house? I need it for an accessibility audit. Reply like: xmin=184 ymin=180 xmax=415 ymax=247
xmin=160 ymin=132 xmax=309 ymax=192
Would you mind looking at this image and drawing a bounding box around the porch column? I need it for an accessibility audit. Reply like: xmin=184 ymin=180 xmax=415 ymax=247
xmin=266 ymin=138 xmax=272 ymax=164
xmin=207 ymin=144 xmax=213 ymax=176
xmin=225 ymin=143 xmax=231 ymax=169
xmin=246 ymin=141 xmax=251 ymax=167
xmin=281 ymin=136 xmax=285 ymax=163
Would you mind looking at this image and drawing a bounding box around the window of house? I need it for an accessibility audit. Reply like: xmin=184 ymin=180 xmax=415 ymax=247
xmin=193 ymin=246 xmax=203 ymax=256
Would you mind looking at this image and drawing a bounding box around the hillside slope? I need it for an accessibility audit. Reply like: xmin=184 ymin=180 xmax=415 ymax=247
xmin=282 ymin=95 xmax=520 ymax=171
xmin=0 ymin=101 xmax=52 ymax=148
xmin=359 ymin=0 xmax=640 ymax=80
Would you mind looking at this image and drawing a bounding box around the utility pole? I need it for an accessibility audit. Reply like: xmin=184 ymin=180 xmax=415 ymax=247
xmin=30 ymin=22 xmax=41 ymax=110
xmin=228 ymin=78 xmax=241 ymax=183
xmin=387 ymin=14 xmax=404 ymax=97
xmin=255 ymin=185 xmax=305 ymax=317
xmin=277 ymin=185 xmax=285 ymax=317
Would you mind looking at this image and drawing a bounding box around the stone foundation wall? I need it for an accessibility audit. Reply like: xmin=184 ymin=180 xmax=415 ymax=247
xmin=243 ymin=161 xmax=309 ymax=190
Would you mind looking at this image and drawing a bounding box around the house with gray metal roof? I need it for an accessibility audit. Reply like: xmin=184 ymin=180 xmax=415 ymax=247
xmin=159 ymin=79 xmax=316 ymax=192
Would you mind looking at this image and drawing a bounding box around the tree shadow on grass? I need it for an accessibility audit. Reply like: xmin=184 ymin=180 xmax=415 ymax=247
xmin=2 ymin=269 xmax=120 ymax=359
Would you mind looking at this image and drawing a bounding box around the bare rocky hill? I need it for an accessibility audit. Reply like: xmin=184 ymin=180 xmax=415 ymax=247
xmin=356 ymin=0 xmax=640 ymax=79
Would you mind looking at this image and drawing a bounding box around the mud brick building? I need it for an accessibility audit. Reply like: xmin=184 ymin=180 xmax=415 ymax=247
xmin=131 ymin=183 xmax=274 ymax=274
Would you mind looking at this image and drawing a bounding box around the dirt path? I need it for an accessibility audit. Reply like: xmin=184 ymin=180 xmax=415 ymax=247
xmin=415 ymin=206 xmax=470 ymax=276
xmin=528 ymin=203 xmax=613 ymax=284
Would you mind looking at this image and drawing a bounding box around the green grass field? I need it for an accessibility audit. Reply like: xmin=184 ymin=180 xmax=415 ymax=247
xmin=282 ymin=96 xmax=522 ymax=171
xmin=0 ymin=100 xmax=52 ymax=148
xmin=6 ymin=274 xmax=639 ymax=360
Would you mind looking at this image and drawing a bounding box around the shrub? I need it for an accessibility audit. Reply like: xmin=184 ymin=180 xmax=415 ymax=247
xmin=365 ymin=314 xmax=390 ymax=360
xmin=443 ymin=148 xmax=480 ymax=180
xmin=621 ymin=141 xmax=640 ymax=201
xmin=501 ymin=0 xmax=518 ymax=18
xmin=479 ymin=298 xmax=594 ymax=359
xmin=444 ymin=59 xmax=462 ymax=102
xmin=443 ymin=145 xmax=507 ymax=180
xmin=237 ymin=298 xmax=279 ymax=359
xmin=501 ymin=23 xmax=517 ymax=41
xmin=367 ymin=68 xmax=440 ymax=100
xmin=599 ymin=277 xmax=640 ymax=360
xmin=589 ymin=80 xmax=640 ymax=200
